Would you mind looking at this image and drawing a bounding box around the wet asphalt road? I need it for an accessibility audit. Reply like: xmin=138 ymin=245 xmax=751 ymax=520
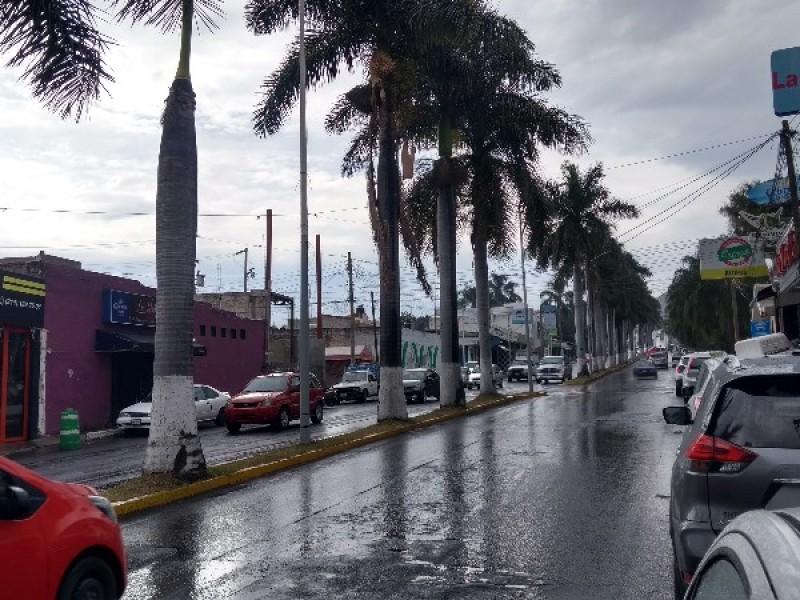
xmin=11 ymin=385 xmax=520 ymax=489
xmin=120 ymin=366 xmax=684 ymax=599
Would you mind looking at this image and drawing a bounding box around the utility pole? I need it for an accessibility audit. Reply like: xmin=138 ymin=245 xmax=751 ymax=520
xmin=781 ymin=119 xmax=800 ymax=235
xmin=236 ymin=248 xmax=249 ymax=292
xmin=264 ymin=209 xmax=272 ymax=371
xmin=298 ymin=0 xmax=310 ymax=443
xmin=730 ymin=280 xmax=740 ymax=343
xmin=348 ymin=252 xmax=355 ymax=365
xmin=519 ymin=215 xmax=533 ymax=392
xmin=371 ymin=291 xmax=378 ymax=363
xmin=316 ymin=234 xmax=322 ymax=339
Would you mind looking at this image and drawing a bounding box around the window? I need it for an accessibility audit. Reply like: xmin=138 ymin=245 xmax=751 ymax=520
xmin=199 ymin=325 xmax=206 ymax=336
xmin=210 ymin=326 xmax=217 ymax=337
xmin=221 ymin=327 xmax=227 ymax=338
xmin=710 ymin=375 xmax=800 ymax=449
xmin=231 ymin=328 xmax=237 ymax=339
xmin=690 ymin=558 xmax=746 ymax=600
xmin=240 ymin=329 xmax=246 ymax=340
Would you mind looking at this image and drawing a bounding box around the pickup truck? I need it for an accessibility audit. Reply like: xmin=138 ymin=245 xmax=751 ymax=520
xmin=330 ymin=370 xmax=379 ymax=404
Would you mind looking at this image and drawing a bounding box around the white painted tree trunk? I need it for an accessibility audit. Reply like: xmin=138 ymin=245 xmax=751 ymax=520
xmin=473 ymin=228 xmax=495 ymax=394
xmin=573 ymin=263 xmax=588 ymax=377
xmin=378 ymin=367 xmax=408 ymax=420
xmin=144 ymin=376 xmax=205 ymax=477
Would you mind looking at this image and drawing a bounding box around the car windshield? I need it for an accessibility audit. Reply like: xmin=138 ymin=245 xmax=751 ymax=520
xmin=342 ymin=372 xmax=368 ymax=382
xmin=243 ymin=376 xmax=288 ymax=393
xmin=403 ymin=370 xmax=426 ymax=381
xmin=541 ymin=357 xmax=563 ymax=365
xmin=689 ymin=356 xmax=709 ymax=373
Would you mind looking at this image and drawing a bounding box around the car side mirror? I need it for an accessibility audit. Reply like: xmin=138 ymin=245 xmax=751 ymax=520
xmin=0 ymin=485 xmax=31 ymax=520
xmin=663 ymin=406 xmax=692 ymax=426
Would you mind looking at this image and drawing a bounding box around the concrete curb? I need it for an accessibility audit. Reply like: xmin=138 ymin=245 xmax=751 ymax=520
xmin=113 ymin=391 xmax=544 ymax=518
xmin=563 ymin=359 xmax=638 ymax=387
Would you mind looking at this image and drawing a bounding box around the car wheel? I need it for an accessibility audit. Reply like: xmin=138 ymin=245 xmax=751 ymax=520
xmin=57 ymin=556 xmax=117 ymax=600
xmin=214 ymin=408 xmax=226 ymax=426
xmin=535 ymin=378 xmax=541 ymax=384
xmin=359 ymin=389 xmax=368 ymax=403
xmin=466 ymin=384 xmax=472 ymax=390
xmin=226 ymin=422 xmax=241 ymax=435
xmin=417 ymin=392 xmax=425 ymax=403
xmin=675 ymin=382 xmax=682 ymax=396
xmin=274 ymin=406 xmax=290 ymax=430
xmin=311 ymin=402 xmax=323 ymax=424
xmin=508 ymin=375 xmax=514 ymax=383
xmin=498 ymin=380 xmax=503 ymax=389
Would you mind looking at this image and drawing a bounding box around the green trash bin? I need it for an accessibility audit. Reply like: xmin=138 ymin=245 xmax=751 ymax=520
xmin=60 ymin=408 xmax=81 ymax=450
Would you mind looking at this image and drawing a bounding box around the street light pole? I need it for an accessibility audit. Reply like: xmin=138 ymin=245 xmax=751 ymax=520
xmin=297 ymin=0 xmax=310 ymax=444
xmin=519 ymin=213 xmax=533 ymax=393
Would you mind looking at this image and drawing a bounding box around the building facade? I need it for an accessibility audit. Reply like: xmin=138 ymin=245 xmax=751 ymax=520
xmin=0 ymin=254 xmax=265 ymax=438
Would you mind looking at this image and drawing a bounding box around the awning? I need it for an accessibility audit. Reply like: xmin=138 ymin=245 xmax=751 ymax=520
xmin=95 ymin=330 xmax=207 ymax=356
xmin=756 ymin=285 xmax=777 ymax=302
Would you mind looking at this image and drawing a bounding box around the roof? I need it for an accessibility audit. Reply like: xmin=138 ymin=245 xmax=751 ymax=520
xmin=325 ymin=345 xmax=373 ymax=362
xmin=710 ymin=353 xmax=800 ymax=385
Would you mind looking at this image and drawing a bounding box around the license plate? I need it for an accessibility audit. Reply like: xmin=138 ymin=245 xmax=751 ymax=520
xmin=132 ymin=418 xmax=141 ymax=425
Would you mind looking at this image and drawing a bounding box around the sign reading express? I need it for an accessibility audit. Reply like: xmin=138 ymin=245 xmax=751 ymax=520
xmin=103 ymin=289 xmax=156 ymax=327
xmin=698 ymin=237 xmax=769 ymax=280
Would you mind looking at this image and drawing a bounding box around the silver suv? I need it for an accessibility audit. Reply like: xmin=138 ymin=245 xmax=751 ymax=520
xmin=536 ymin=355 xmax=571 ymax=383
xmin=663 ymin=342 xmax=800 ymax=599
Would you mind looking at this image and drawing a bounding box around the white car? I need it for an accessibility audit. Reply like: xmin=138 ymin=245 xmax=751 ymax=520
xmin=466 ymin=364 xmax=503 ymax=389
xmin=536 ymin=355 xmax=572 ymax=383
xmin=116 ymin=384 xmax=230 ymax=433
xmin=673 ymin=354 xmax=690 ymax=396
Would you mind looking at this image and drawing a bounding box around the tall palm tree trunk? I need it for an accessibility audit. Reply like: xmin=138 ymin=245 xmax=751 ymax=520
xmin=473 ymin=227 xmax=495 ymax=394
xmin=144 ymin=0 xmax=206 ymax=478
xmin=573 ymin=263 xmax=588 ymax=376
xmin=375 ymin=83 xmax=407 ymax=421
xmin=435 ymin=118 xmax=463 ymax=406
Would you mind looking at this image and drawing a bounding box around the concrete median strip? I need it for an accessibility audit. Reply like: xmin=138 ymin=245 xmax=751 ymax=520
xmin=112 ymin=390 xmax=545 ymax=518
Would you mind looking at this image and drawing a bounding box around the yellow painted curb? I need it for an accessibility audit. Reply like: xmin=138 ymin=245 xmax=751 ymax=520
xmin=113 ymin=391 xmax=544 ymax=518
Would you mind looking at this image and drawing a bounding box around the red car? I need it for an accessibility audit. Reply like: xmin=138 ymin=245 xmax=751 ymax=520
xmin=225 ymin=372 xmax=325 ymax=434
xmin=0 ymin=456 xmax=127 ymax=600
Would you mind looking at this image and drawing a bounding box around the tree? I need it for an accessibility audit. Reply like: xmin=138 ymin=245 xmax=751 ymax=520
xmin=457 ymin=274 xmax=521 ymax=309
xmin=115 ymin=0 xmax=224 ymax=478
xmin=247 ymin=0 xmax=480 ymax=420
xmin=457 ymin=285 xmax=477 ymax=310
xmin=530 ymin=162 xmax=638 ymax=376
xmin=1 ymin=0 xmax=113 ymax=120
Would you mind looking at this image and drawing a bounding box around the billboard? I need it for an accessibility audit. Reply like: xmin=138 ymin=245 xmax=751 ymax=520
xmin=698 ymin=237 xmax=768 ymax=280
xmin=772 ymin=47 xmax=800 ymax=117
xmin=0 ymin=271 xmax=46 ymax=328
xmin=511 ymin=308 xmax=533 ymax=325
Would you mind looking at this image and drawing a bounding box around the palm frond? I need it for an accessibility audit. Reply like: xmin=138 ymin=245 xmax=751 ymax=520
xmin=1 ymin=0 xmax=114 ymax=120
xmin=113 ymin=0 xmax=223 ymax=32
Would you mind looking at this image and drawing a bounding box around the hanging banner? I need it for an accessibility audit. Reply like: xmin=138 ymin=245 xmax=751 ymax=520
xmin=772 ymin=46 xmax=800 ymax=117
xmin=698 ymin=237 xmax=769 ymax=280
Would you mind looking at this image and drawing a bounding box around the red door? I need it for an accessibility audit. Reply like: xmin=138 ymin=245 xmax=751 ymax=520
xmin=0 ymin=327 xmax=30 ymax=443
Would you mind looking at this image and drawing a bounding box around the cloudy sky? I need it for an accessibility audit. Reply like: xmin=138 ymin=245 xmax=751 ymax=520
xmin=0 ymin=0 xmax=797 ymax=322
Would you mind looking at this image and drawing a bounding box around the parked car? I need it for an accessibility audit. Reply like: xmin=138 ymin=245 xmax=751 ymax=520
xmin=0 ymin=456 xmax=127 ymax=600
xmin=116 ymin=384 xmax=230 ymax=433
xmin=224 ymin=372 xmax=325 ymax=434
xmin=674 ymin=355 xmax=691 ymax=396
xmin=650 ymin=350 xmax=669 ymax=369
xmin=670 ymin=350 xmax=683 ymax=367
xmin=679 ymin=351 xmax=714 ymax=397
xmin=662 ymin=333 xmax=800 ymax=599
xmin=330 ymin=369 xmax=379 ymax=404
xmin=466 ymin=364 xmax=503 ymax=390
xmin=535 ymin=356 xmax=572 ymax=384
xmin=402 ymin=368 xmax=440 ymax=402
xmin=684 ymin=508 xmax=800 ymax=600
xmin=632 ymin=359 xmax=657 ymax=378
xmin=507 ymin=357 xmax=537 ymax=382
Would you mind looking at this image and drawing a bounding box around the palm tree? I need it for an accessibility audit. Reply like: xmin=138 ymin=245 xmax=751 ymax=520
xmin=530 ymin=162 xmax=638 ymax=376
xmin=246 ymin=0 xmax=480 ymax=420
xmin=114 ymin=0 xmax=224 ymax=478
xmin=1 ymin=0 xmax=113 ymax=120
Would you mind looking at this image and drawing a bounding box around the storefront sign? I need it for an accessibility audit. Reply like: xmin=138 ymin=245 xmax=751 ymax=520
xmin=775 ymin=226 xmax=798 ymax=278
xmin=0 ymin=271 xmax=46 ymax=328
xmin=698 ymin=237 xmax=769 ymax=280
xmin=511 ymin=308 xmax=534 ymax=325
xmin=750 ymin=319 xmax=772 ymax=337
xmin=772 ymin=46 xmax=800 ymax=116
xmin=103 ymin=289 xmax=156 ymax=327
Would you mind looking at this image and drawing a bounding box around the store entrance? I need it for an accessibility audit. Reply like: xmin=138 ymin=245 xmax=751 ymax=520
xmin=110 ymin=353 xmax=153 ymax=422
xmin=0 ymin=327 xmax=31 ymax=442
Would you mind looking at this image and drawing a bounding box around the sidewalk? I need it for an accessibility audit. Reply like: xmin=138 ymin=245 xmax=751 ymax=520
xmin=0 ymin=427 xmax=120 ymax=458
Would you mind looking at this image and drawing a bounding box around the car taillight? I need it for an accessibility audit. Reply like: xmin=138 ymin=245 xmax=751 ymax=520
xmin=685 ymin=434 xmax=756 ymax=473
xmin=677 ymin=366 xmax=684 ymax=373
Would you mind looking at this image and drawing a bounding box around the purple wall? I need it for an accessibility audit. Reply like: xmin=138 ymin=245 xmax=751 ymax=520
xmin=41 ymin=262 xmax=264 ymax=434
